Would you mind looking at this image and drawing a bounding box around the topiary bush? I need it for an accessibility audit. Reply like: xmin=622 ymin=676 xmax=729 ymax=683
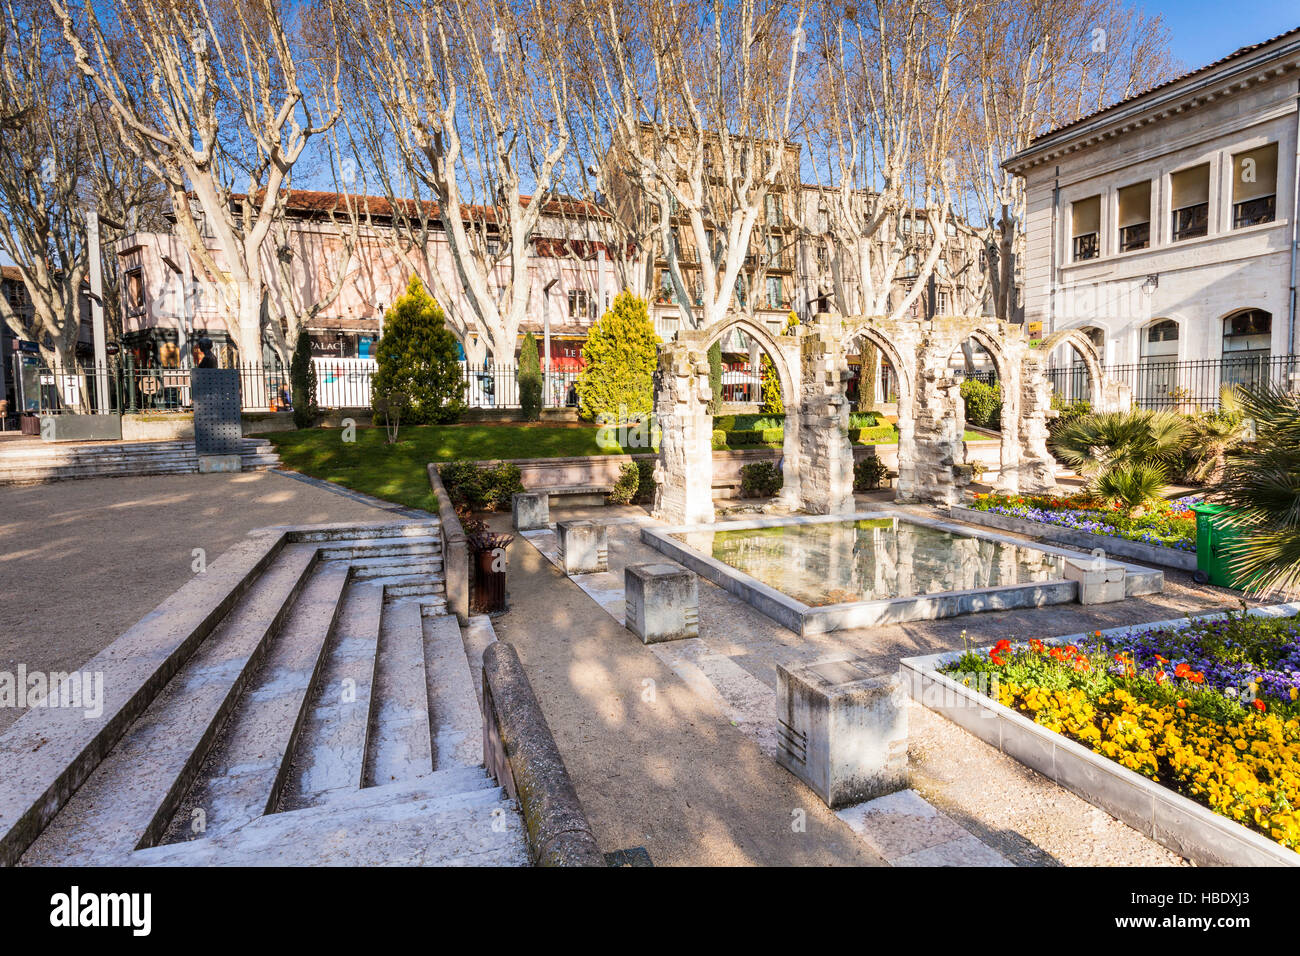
xmin=707 ymin=341 xmax=724 ymax=415
xmin=438 ymin=460 xmax=524 ymax=512
xmin=960 ymin=379 xmax=1002 ymax=430
xmin=636 ymin=459 xmax=656 ymax=502
xmin=711 ymin=428 xmax=727 ymax=450
xmin=575 ymin=292 xmax=660 ymax=422
xmin=608 ymin=462 xmax=641 ymax=505
xmin=517 ymin=331 xmax=543 ymax=422
xmin=854 ymin=455 xmax=890 ymax=492
xmin=372 ymin=275 xmax=465 ymax=425
xmin=740 ymin=461 xmax=783 ymax=498
xmin=290 ymin=328 xmax=318 ymax=429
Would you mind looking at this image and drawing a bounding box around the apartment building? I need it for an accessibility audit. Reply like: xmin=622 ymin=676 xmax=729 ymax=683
xmin=1006 ymin=26 xmax=1300 ymax=405
xmin=116 ymin=191 xmax=618 ymax=368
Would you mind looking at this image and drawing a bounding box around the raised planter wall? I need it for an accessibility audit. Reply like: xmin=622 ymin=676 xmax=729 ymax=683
xmin=901 ymin=604 xmax=1300 ymax=867
xmin=950 ymin=503 xmax=1198 ymax=572
xmin=426 ymin=463 xmax=470 ymax=624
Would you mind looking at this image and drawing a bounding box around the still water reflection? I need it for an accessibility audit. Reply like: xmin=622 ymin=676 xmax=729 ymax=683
xmin=673 ymin=518 xmax=1067 ymax=606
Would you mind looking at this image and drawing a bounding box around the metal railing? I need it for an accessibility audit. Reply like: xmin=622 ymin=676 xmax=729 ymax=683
xmin=1047 ymin=354 xmax=1300 ymax=411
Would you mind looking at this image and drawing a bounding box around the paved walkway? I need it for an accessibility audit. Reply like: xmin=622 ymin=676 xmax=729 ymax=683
xmin=489 ymin=499 xmax=1250 ymax=866
xmin=0 ymin=471 xmax=394 ymax=734
xmin=490 ymin=524 xmax=885 ymax=866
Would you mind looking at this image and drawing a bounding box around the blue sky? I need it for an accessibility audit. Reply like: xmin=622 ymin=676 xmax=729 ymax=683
xmin=1147 ymin=0 xmax=1298 ymax=71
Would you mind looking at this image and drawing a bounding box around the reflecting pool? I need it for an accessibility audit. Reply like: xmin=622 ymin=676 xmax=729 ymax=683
xmin=672 ymin=517 xmax=1067 ymax=606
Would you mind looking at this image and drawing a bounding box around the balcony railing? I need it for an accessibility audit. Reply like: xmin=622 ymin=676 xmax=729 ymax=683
xmin=1118 ymin=222 xmax=1150 ymax=252
xmin=1233 ymin=194 xmax=1276 ymax=229
xmin=1172 ymin=203 xmax=1208 ymax=242
xmin=1071 ymin=232 xmax=1099 ymax=261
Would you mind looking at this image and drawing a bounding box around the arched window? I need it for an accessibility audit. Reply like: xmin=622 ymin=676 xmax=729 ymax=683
xmin=1222 ymin=309 xmax=1272 ymax=389
xmin=1145 ymin=320 xmax=1179 ymax=346
xmin=1138 ymin=320 xmax=1179 ymax=409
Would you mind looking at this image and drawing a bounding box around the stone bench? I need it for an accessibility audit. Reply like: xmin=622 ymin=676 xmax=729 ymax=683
xmin=512 ymin=486 xmax=616 ymax=531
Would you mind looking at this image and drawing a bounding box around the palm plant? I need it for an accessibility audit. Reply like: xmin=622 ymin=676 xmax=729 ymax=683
xmin=1092 ymin=462 xmax=1169 ymax=508
xmin=1209 ymin=385 xmax=1300 ymax=595
xmin=1050 ymin=408 xmax=1190 ymax=497
xmin=1180 ymin=388 xmax=1248 ymax=484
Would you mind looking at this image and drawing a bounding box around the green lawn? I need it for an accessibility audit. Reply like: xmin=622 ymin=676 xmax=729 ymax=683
xmin=263 ymin=424 xmax=646 ymax=511
xmin=263 ymin=422 xmax=995 ymax=510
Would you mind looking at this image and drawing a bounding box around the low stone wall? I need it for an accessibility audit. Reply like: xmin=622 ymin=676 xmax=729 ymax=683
xmin=470 ymin=441 xmax=1003 ymax=496
xmin=950 ymin=504 xmax=1198 ymax=571
xmin=481 ymin=641 xmax=604 ymax=866
xmin=426 ymin=463 xmax=470 ymax=623
xmin=121 ymin=410 xmax=305 ymax=440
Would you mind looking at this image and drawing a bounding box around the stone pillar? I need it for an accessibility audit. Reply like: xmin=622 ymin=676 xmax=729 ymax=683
xmin=796 ymin=318 xmax=854 ymax=514
xmin=557 ymin=520 xmax=608 ymax=574
xmin=776 ymin=658 xmax=908 ymax=809
xmin=1017 ymin=354 xmax=1059 ymax=494
xmin=512 ymin=491 xmax=549 ymax=531
xmin=907 ymin=343 xmax=970 ymax=507
xmin=652 ymin=345 xmax=715 ymax=525
xmin=624 ymin=563 xmax=699 ymax=643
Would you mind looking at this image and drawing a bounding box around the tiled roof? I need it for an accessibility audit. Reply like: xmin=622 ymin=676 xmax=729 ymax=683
xmin=233 ymin=190 xmax=607 ymax=224
xmin=1031 ymin=24 xmax=1300 ymax=144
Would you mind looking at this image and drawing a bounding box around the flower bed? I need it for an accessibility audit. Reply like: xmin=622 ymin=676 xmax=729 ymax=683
xmin=942 ymin=611 xmax=1300 ymax=851
xmin=967 ymin=493 xmax=1197 ymax=552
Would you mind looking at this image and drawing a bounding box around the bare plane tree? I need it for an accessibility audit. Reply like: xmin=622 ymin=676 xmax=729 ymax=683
xmin=804 ymin=0 xmax=968 ymax=323
xmin=580 ymin=0 xmax=810 ymax=332
xmin=0 ymin=0 xmax=90 ymax=371
xmin=953 ymin=0 xmax=1177 ymax=323
xmin=52 ymin=0 xmax=344 ymax=363
xmin=341 ymin=0 xmax=573 ymax=364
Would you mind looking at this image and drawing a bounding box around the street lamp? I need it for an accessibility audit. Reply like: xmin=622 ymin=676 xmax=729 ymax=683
xmin=1140 ymin=274 xmax=1159 ymax=295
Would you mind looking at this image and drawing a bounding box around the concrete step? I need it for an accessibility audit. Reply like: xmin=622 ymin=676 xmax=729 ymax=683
xmin=278 ymin=582 xmax=385 ymax=810
xmin=318 ymin=538 xmax=441 ymax=561
xmin=348 ymin=556 xmax=444 ymax=580
xmin=293 ymin=523 xmax=440 ymax=544
xmin=18 ymin=545 xmax=320 ymax=866
xmin=362 ymin=600 xmax=434 ymax=787
xmin=383 ymin=580 xmax=446 ymax=599
xmin=417 ymin=596 xmax=449 ymax=616
xmin=424 ymin=614 xmax=484 ymax=770
xmin=123 ymin=771 xmax=526 ymax=867
xmin=157 ymin=561 xmax=352 ymax=845
xmin=366 ymin=571 xmax=445 ymax=590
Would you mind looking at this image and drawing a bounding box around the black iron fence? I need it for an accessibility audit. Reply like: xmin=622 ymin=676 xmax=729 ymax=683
xmin=1046 ymin=354 xmax=1300 ymax=411
xmin=15 ymin=356 xmax=582 ymax=416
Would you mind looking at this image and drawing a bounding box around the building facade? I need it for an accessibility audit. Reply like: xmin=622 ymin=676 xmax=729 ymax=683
xmin=1006 ymin=27 xmax=1300 ymax=406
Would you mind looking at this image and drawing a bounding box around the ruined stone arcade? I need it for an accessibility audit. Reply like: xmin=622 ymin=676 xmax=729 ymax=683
xmin=652 ymin=312 xmax=1129 ymax=521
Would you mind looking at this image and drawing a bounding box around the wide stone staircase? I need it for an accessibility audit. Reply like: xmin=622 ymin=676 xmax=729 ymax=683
xmin=0 ymin=437 xmax=280 ymax=485
xmin=0 ymin=519 xmax=527 ymax=867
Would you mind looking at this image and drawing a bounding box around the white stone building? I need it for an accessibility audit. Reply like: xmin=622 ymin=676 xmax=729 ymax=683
xmin=1005 ymin=27 xmax=1300 ymax=407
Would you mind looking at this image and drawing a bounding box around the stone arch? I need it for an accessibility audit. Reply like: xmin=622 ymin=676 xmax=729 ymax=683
xmin=695 ymin=314 xmax=799 ymax=411
xmin=652 ymin=314 xmax=806 ymax=523
xmin=1038 ymin=326 xmax=1111 ymax=409
xmin=963 ymin=324 xmax=1020 ymax=494
xmin=839 ymin=319 xmax=919 ymax=502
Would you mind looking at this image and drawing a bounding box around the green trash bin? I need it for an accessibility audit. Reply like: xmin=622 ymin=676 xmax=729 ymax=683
xmin=1190 ymin=502 xmax=1247 ymax=588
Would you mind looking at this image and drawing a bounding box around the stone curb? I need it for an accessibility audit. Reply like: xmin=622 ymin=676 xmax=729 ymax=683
xmin=427 ymin=464 xmax=470 ymax=624
xmin=481 ymin=641 xmax=604 ymax=867
xmin=950 ymin=504 xmax=1198 ymax=572
xmin=900 ymin=602 xmax=1300 ymax=867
